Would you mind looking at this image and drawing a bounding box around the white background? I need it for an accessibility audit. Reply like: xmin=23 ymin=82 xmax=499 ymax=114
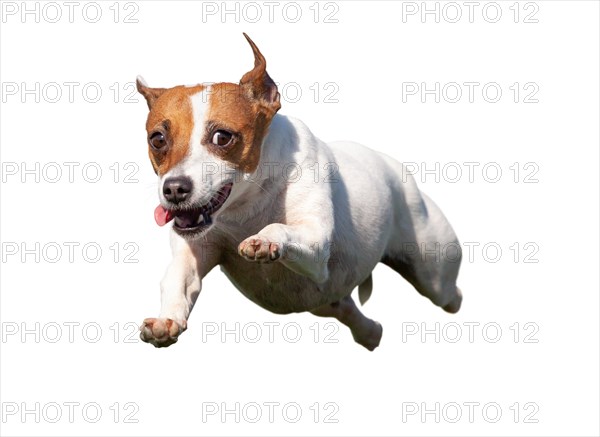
xmin=0 ymin=1 xmax=598 ymax=436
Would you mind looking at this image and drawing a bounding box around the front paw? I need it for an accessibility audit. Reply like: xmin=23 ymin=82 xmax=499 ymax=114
xmin=140 ymin=318 xmax=186 ymax=348
xmin=238 ymin=235 xmax=282 ymax=263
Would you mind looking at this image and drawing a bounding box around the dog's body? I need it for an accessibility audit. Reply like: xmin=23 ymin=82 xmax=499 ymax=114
xmin=137 ymin=34 xmax=462 ymax=350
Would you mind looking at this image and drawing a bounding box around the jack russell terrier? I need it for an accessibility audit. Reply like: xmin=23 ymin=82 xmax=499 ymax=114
xmin=136 ymin=34 xmax=462 ymax=350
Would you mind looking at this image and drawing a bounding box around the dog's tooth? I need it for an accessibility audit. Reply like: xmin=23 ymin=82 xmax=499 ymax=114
xmin=202 ymin=211 xmax=212 ymax=226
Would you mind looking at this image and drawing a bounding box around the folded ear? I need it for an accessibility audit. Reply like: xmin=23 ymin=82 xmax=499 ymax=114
xmin=136 ymin=76 xmax=166 ymax=110
xmin=239 ymin=33 xmax=281 ymax=114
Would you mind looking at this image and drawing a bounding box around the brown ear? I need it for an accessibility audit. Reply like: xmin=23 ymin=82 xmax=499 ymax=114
xmin=239 ymin=33 xmax=281 ymax=114
xmin=136 ymin=76 xmax=166 ymax=110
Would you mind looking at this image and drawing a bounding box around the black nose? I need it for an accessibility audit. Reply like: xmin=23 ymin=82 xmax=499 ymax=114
xmin=163 ymin=176 xmax=193 ymax=204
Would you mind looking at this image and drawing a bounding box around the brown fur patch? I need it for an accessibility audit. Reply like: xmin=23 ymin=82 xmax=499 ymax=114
xmin=204 ymin=82 xmax=277 ymax=173
xmin=144 ymin=85 xmax=205 ymax=176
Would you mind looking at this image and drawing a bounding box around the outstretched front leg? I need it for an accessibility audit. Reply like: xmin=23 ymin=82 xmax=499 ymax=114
xmin=140 ymin=233 xmax=220 ymax=347
xmin=238 ymin=221 xmax=332 ymax=283
xmin=237 ymin=162 xmax=336 ymax=283
xmin=311 ymin=295 xmax=383 ymax=351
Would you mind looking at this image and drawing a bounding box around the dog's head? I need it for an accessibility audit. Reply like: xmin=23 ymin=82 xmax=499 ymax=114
xmin=137 ymin=33 xmax=281 ymax=239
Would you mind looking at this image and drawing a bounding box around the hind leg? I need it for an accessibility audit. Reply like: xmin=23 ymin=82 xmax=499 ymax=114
xmin=383 ymin=185 xmax=463 ymax=313
xmin=442 ymin=286 xmax=462 ymax=313
xmin=382 ymin=250 xmax=462 ymax=313
xmin=311 ymin=296 xmax=383 ymax=351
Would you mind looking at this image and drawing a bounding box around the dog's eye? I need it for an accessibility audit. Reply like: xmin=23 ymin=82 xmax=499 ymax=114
xmin=149 ymin=132 xmax=167 ymax=150
xmin=212 ymin=130 xmax=233 ymax=147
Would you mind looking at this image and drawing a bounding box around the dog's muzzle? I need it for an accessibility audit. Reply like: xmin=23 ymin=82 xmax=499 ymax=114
xmin=154 ymin=182 xmax=234 ymax=234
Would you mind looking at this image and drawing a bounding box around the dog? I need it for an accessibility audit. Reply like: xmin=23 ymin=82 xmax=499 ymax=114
xmin=136 ymin=33 xmax=462 ymax=350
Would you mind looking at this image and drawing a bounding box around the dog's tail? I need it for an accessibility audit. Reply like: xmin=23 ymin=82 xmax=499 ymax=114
xmin=358 ymin=274 xmax=373 ymax=306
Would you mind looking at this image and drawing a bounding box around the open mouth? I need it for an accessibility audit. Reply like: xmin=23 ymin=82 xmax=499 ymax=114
xmin=154 ymin=183 xmax=233 ymax=234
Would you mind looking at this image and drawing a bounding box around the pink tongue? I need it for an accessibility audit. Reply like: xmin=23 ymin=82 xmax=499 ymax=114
xmin=154 ymin=205 xmax=174 ymax=227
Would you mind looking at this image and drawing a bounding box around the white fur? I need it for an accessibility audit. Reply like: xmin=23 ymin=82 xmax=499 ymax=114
xmin=141 ymin=93 xmax=462 ymax=350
